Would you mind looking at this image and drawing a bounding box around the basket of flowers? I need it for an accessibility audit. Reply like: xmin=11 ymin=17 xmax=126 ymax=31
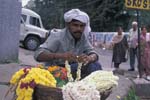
xmin=8 ymin=67 xmax=61 ymax=100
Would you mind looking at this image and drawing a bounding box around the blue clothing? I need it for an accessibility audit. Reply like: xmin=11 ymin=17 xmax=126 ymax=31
xmin=129 ymin=48 xmax=138 ymax=69
xmin=70 ymin=61 xmax=102 ymax=79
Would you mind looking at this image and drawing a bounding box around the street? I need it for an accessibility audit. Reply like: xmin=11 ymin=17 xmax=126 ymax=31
xmin=19 ymin=47 xmax=138 ymax=71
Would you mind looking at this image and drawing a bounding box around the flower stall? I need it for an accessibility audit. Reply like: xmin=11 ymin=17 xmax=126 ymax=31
xmin=7 ymin=60 xmax=119 ymax=100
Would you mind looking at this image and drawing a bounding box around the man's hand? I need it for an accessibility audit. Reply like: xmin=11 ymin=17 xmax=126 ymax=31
xmin=77 ymin=54 xmax=91 ymax=66
xmin=62 ymin=52 xmax=77 ymax=62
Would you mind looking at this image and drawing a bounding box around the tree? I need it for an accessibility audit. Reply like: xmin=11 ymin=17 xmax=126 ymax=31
xmin=26 ymin=0 xmax=150 ymax=32
xmin=26 ymin=0 xmax=65 ymax=29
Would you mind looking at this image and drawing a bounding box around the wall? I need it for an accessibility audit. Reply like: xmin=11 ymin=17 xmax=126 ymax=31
xmin=90 ymin=32 xmax=129 ymax=48
xmin=0 ymin=0 xmax=21 ymax=63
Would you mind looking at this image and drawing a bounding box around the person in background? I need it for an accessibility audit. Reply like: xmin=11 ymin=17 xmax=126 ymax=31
xmin=111 ymin=26 xmax=128 ymax=69
xmin=34 ymin=9 xmax=102 ymax=79
xmin=140 ymin=26 xmax=150 ymax=81
xmin=128 ymin=21 xmax=138 ymax=71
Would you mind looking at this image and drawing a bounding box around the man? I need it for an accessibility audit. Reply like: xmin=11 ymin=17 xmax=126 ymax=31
xmin=34 ymin=9 xmax=102 ymax=78
xmin=128 ymin=21 xmax=138 ymax=71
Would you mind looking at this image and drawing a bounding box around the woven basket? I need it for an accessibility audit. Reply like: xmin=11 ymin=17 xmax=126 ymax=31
xmin=33 ymin=85 xmax=63 ymax=100
xmin=33 ymin=85 xmax=112 ymax=100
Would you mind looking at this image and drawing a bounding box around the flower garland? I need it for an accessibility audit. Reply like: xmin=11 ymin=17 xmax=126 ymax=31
xmin=65 ymin=60 xmax=82 ymax=82
xmin=10 ymin=67 xmax=56 ymax=100
xmin=65 ymin=61 xmax=74 ymax=82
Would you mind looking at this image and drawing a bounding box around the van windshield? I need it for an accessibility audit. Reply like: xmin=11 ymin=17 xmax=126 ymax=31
xmin=21 ymin=14 xmax=27 ymax=22
xmin=29 ymin=16 xmax=41 ymax=28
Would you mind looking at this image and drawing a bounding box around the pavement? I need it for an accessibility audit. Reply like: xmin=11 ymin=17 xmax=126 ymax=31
xmin=0 ymin=48 xmax=41 ymax=99
xmin=0 ymin=47 xmax=149 ymax=100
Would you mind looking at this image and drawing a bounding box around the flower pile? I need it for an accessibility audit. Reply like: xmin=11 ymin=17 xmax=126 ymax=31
xmin=62 ymin=70 xmax=119 ymax=100
xmin=10 ymin=67 xmax=56 ymax=100
xmin=47 ymin=65 xmax=68 ymax=87
xmin=62 ymin=81 xmax=100 ymax=100
xmin=81 ymin=70 xmax=119 ymax=93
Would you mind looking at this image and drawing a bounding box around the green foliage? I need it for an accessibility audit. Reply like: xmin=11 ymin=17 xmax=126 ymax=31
xmin=124 ymin=88 xmax=140 ymax=100
xmin=26 ymin=0 xmax=150 ymax=32
xmin=55 ymin=77 xmax=68 ymax=87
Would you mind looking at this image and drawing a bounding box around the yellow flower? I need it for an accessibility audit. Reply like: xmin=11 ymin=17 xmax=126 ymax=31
xmin=116 ymin=95 xmax=121 ymax=99
xmin=10 ymin=67 xmax=57 ymax=100
xmin=10 ymin=69 xmax=25 ymax=84
xmin=36 ymin=64 xmax=44 ymax=69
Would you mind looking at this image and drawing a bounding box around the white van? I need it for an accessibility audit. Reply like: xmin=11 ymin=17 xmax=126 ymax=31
xmin=20 ymin=8 xmax=49 ymax=50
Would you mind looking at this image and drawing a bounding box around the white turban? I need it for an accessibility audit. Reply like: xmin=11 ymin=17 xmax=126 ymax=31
xmin=132 ymin=21 xmax=137 ymax=25
xmin=64 ymin=9 xmax=91 ymax=36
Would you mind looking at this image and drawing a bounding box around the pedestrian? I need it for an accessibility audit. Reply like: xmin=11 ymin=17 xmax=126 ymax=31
xmin=34 ymin=9 xmax=102 ymax=79
xmin=111 ymin=26 xmax=128 ymax=69
xmin=128 ymin=21 xmax=138 ymax=71
xmin=140 ymin=26 xmax=150 ymax=81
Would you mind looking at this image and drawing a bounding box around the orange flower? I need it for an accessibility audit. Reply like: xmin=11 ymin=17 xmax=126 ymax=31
xmin=54 ymin=72 xmax=61 ymax=78
xmin=61 ymin=67 xmax=67 ymax=73
xmin=48 ymin=66 xmax=59 ymax=72
xmin=47 ymin=66 xmax=67 ymax=80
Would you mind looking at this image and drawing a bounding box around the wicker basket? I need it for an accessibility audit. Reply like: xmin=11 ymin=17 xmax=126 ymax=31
xmin=33 ymin=85 xmax=63 ymax=100
xmin=33 ymin=85 xmax=112 ymax=100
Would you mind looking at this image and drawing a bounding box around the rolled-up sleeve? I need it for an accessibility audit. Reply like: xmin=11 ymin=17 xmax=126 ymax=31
xmin=83 ymin=39 xmax=99 ymax=58
xmin=34 ymin=33 xmax=60 ymax=61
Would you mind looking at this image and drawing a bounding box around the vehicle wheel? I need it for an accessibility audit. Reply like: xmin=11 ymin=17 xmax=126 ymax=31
xmin=24 ymin=36 xmax=40 ymax=50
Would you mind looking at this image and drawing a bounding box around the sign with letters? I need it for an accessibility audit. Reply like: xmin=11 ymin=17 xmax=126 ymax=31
xmin=125 ymin=0 xmax=150 ymax=10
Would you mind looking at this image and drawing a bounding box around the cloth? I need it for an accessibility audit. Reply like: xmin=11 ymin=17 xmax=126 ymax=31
xmin=132 ymin=21 xmax=137 ymax=25
xmin=34 ymin=28 xmax=98 ymax=66
xmin=70 ymin=61 xmax=102 ymax=79
xmin=140 ymin=34 xmax=150 ymax=76
xmin=129 ymin=48 xmax=137 ymax=69
xmin=64 ymin=9 xmax=91 ymax=36
xmin=111 ymin=34 xmax=124 ymax=44
xmin=112 ymin=35 xmax=128 ymax=64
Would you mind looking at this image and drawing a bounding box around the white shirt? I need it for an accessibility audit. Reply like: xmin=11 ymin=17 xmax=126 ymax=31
xmin=129 ymin=28 xmax=138 ymax=41
xmin=129 ymin=28 xmax=138 ymax=48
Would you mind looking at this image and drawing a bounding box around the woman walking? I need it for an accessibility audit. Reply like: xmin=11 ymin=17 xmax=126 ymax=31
xmin=111 ymin=27 xmax=128 ymax=69
xmin=140 ymin=26 xmax=150 ymax=81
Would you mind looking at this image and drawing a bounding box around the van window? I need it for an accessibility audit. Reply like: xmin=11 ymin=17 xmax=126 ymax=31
xmin=21 ymin=14 xmax=27 ymax=22
xmin=29 ymin=16 xmax=41 ymax=27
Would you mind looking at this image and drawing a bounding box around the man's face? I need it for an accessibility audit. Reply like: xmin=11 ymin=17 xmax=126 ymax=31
xmin=68 ymin=20 xmax=86 ymax=40
xmin=132 ymin=24 xmax=137 ymax=30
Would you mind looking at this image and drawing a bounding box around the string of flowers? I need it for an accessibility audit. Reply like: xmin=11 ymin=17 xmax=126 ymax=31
xmin=65 ymin=60 xmax=74 ymax=82
xmin=65 ymin=60 xmax=82 ymax=82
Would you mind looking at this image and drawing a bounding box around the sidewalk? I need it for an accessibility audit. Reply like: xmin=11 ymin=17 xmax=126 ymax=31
xmin=0 ymin=48 xmax=40 ymax=99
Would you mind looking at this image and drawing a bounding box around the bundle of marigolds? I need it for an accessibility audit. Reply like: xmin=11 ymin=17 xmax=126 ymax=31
xmin=47 ymin=66 xmax=68 ymax=87
xmin=10 ymin=67 xmax=56 ymax=100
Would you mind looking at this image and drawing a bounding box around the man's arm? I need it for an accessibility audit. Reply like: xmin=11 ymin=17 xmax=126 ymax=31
xmin=35 ymin=49 xmax=77 ymax=62
xmin=78 ymin=38 xmax=99 ymax=65
xmin=35 ymin=50 xmax=61 ymax=62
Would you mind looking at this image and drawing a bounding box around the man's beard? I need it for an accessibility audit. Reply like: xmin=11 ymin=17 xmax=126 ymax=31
xmin=72 ymin=32 xmax=82 ymax=40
